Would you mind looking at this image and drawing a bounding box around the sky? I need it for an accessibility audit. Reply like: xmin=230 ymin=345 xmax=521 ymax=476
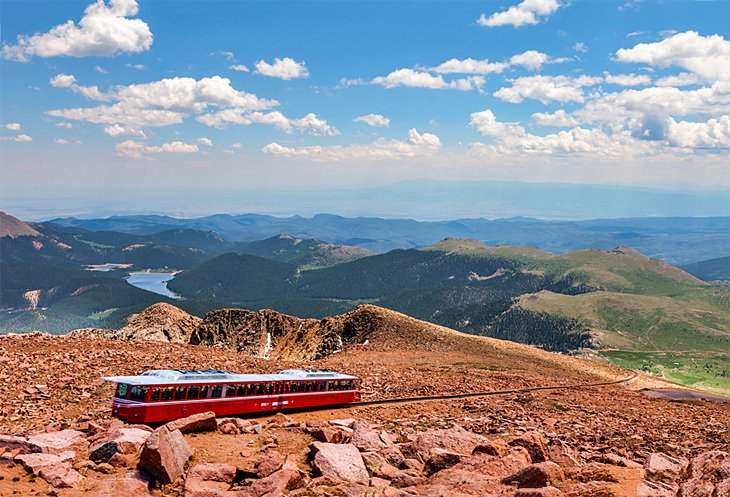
xmin=1 ymin=0 xmax=729 ymax=218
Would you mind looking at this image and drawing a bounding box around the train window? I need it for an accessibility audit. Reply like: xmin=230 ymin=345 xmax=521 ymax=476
xmin=200 ymin=385 xmax=209 ymax=398
xmin=161 ymin=387 xmax=173 ymax=400
xmin=188 ymin=386 xmax=200 ymax=399
xmin=273 ymin=383 xmax=279 ymax=394
xmin=248 ymin=384 xmax=256 ymax=395
xmin=265 ymin=383 xmax=272 ymax=394
xmin=305 ymin=382 xmax=313 ymax=392
xmin=237 ymin=384 xmax=246 ymax=396
xmin=227 ymin=385 xmax=236 ymax=397
xmin=129 ymin=386 xmax=147 ymax=402
xmin=115 ymin=383 xmax=129 ymax=399
xmin=257 ymin=384 xmax=265 ymax=395
xmin=312 ymin=382 xmax=318 ymax=392
xmin=150 ymin=389 xmax=160 ymax=401
xmin=212 ymin=385 xmax=223 ymax=398
xmin=328 ymin=381 xmax=334 ymax=391
xmin=319 ymin=382 xmax=325 ymax=391
xmin=175 ymin=386 xmax=187 ymax=400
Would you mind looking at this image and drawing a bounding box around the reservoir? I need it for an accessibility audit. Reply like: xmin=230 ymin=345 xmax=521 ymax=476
xmin=126 ymin=271 xmax=180 ymax=299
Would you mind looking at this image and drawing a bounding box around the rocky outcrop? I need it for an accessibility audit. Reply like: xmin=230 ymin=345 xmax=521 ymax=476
xmin=164 ymin=411 xmax=217 ymax=434
xmin=189 ymin=306 xmax=380 ymax=360
xmin=118 ymin=303 xmax=202 ymax=343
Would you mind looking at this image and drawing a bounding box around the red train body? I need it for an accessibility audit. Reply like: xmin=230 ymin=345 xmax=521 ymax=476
xmin=102 ymin=369 xmax=362 ymax=423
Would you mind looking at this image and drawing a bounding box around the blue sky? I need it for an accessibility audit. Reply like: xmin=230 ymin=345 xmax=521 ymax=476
xmin=1 ymin=0 xmax=729 ymax=218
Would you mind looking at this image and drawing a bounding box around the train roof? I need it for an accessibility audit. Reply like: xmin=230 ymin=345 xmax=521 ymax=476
xmin=101 ymin=369 xmax=359 ymax=386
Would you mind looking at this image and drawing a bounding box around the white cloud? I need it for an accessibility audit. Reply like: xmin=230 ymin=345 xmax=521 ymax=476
xmin=94 ymin=65 xmax=107 ymax=74
xmin=127 ymin=63 xmax=145 ymax=70
xmin=509 ymin=50 xmax=550 ymax=70
xmin=254 ymin=57 xmax=309 ymax=80
xmin=603 ymin=73 xmax=652 ymax=86
xmin=353 ymin=114 xmax=390 ymax=127
xmin=223 ymin=149 xmax=235 ymax=154
xmin=15 ymin=134 xmax=33 ymax=142
xmin=48 ymin=75 xmax=279 ymax=130
xmin=229 ymin=64 xmax=250 ymax=72
xmin=531 ymin=109 xmax=579 ymax=127
xmin=616 ymin=31 xmax=730 ymax=82
xmin=231 ymin=142 xmax=243 ymax=149
xmin=197 ymin=137 xmax=213 ymax=147
xmin=372 ymin=69 xmax=484 ymax=91
xmin=655 ymin=72 xmax=700 ymax=87
xmin=54 ymin=138 xmax=82 ymax=145
xmin=665 ymin=115 xmax=730 ymax=149
xmin=494 ymin=75 xmax=601 ymax=103
xmin=103 ymin=123 xmax=146 ymax=138
xmin=573 ymin=42 xmax=588 ymax=53
xmin=197 ymin=110 xmax=339 ymax=136
xmin=4 ymin=123 xmax=21 ymax=131
xmin=55 ymin=122 xmax=73 ymax=128
xmin=430 ymin=58 xmax=508 ymax=75
xmin=262 ymin=128 xmax=441 ymax=161
xmin=115 ymin=139 xmax=199 ymax=160
xmin=1 ymin=0 xmax=153 ymax=62
xmin=478 ymin=0 xmax=563 ymax=28
xmin=50 ymin=73 xmax=110 ymax=100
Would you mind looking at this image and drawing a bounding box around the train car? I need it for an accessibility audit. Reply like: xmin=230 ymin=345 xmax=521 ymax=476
xmin=101 ymin=369 xmax=362 ymax=423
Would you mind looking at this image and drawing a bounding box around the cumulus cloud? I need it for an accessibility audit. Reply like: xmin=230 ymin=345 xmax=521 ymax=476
xmin=531 ymin=109 xmax=579 ymax=127
xmin=197 ymin=137 xmax=213 ymax=147
xmin=616 ymin=31 xmax=730 ymax=82
xmin=478 ymin=0 xmax=563 ymax=28
xmin=494 ymin=75 xmax=601 ymax=103
xmin=197 ymin=110 xmax=339 ymax=136
xmin=353 ymin=114 xmax=390 ymax=127
xmin=430 ymin=58 xmax=508 ymax=75
xmin=48 ymin=75 xmax=279 ymax=130
xmin=1 ymin=0 xmax=153 ymax=62
xmin=229 ymin=64 xmax=249 ymax=72
xmin=262 ymin=128 xmax=441 ymax=161
xmin=573 ymin=42 xmax=588 ymax=53
xmin=4 ymin=123 xmax=21 ymax=131
xmin=665 ymin=115 xmax=730 ymax=149
xmin=655 ymin=72 xmax=700 ymax=87
xmin=50 ymin=73 xmax=110 ymax=100
xmin=2 ymin=134 xmax=34 ymax=142
xmin=509 ymin=50 xmax=550 ymax=70
xmin=603 ymin=73 xmax=652 ymax=86
xmin=54 ymin=138 xmax=82 ymax=145
xmin=254 ymin=57 xmax=309 ymax=80
xmin=372 ymin=69 xmax=484 ymax=91
xmin=115 ymin=139 xmax=199 ymax=160
xmin=103 ymin=124 xmax=146 ymax=138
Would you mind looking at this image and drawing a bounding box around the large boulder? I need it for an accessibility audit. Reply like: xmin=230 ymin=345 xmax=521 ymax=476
xmin=0 ymin=434 xmax=42 ymax=454
xmin=93 ymin=471 xmax=152 ymax=497
xmin=350 ymin=421 xmax=388 ymax=452
xmin=508 ymin=432 xmax=549 ymax=464
xmin=165 ymin=412 xmax=217 ymax=434
xmin=138 ymin=426 xmax=193 ymax=483
xmin=502 ymin=461 xmax=566 ymax=489
xmin=91 ymin=427 xmax=151 ymax=463
xmin=247 ymin=462 xmax=303 ymax=496
xmin=27 ymin=429 xmax=88 ymax=460
xmin=310 ymin=442 xmax=369 ymax=485
xmin=413 ymin=425 xmax=488 ymax=460
xmin=681 ymin=479 xmax=715 ymax=497
xmin=690 ymin=451 xmax=730 ymax=482
xmin=15 ymin=451 xmax=75 ymax=474
xmin=184 ymin=463 xmax=237 ymax=497
xmin=637 ymin=479 xmax=680 ymax=497
xmin=645 ymin=453 xmax=690 ymax=482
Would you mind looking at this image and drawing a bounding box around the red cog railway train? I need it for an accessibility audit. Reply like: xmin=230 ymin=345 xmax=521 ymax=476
xmin=102 ymin=369 xmax=362 ymax=423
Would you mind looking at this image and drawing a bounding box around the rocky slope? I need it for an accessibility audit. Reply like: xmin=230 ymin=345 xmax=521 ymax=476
xmin=0 ymin=211 xmax=40 ymax=238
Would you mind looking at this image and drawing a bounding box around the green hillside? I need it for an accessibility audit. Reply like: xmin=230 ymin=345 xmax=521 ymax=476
xmin=233 ymin=233 xmax=374 ymax=269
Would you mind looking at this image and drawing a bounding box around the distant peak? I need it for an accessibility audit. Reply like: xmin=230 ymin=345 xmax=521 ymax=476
xmin=0 ymin=211 xmax=41 ymax=238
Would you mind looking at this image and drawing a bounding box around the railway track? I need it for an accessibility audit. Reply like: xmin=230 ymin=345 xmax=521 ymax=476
xmin=347 ymin=373 xmax=639 ymax=408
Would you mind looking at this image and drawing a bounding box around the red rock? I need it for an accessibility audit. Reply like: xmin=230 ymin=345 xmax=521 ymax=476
xmin=187 ymin=463 xmax=237 ymax=483
xmin=413 ymin=425 xmax=488 ymax=460
xmin=256 ymin=450 xmax=285 ymax=478
xmin=361 ymin=451 xmax=399 ymax=479
xmin=508 ymin=432 xmax=549 ymax=463
xmin=14 ymin=450 xmax=75 ymax=474
xmin=310 ymin=442 xmax=370 ymax=485
xmin=330 ymin=419 xmax=357 ymax=428
xmin=390 ymin=470 xmax=427 ymax=488
xmin=268 ymin=412 xmax=297 ymax=427
xmin=645 ymin=453 xmax=689 ymax=482
xmin=184 ymin=479 xmax=231 ymax=497
xmin=217 ymin=417 xmax=254 ymax=435
xmin=39 ymin=462 xmax=84 ymax=488
xmin=0 ymin=434 xmax=42 ymax=454
xmin=165 ymin=411 xmax=217 ymax=434
xmin=137 ymin=426 xmax=192 ymax=483
xmin=425 ymin=448 xmax=466 ymax=476
xmin=593 ymin=453 xmax=643 ymax=469
xmin=515 ymin=487 xmax=563 ymax=497
xmin=690 ymin=451 xmax=730 ymax=482
xmin=248 ymin=461 xmax=303 ymax=496
xmin=27 ymin=429 xmax=88 ymax=460
xmin=351 ymin=421 xmax=388 ymax=452
xmin=399 ymin=458 xmax=424 ymax=473
xmin=472 ymin=441 xmax=509 ymax=457
xmin=680 ymin=479 xmax=714 ymax=497
xmin=93 ymin=470 xmax=152 ymax=497
xmin=110 ymin=427 xmax=152 ymax=454
xmin=637 ymin=479 xmax=679 ymax=497
xmin=309 ymin=426 xmax=348 ymax=444
xmin=716 ymin=479 xmax=730 ymax=497
xmin=502 ymin=461 xmax=566 ymax=488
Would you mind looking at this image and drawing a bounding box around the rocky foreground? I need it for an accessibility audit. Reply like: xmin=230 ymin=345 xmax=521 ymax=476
xmin=1 ymin=410 xmax=728 ymax=497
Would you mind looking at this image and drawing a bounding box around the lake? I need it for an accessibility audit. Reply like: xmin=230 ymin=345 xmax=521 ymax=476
xmin=126 ymin=271 xmax=181 ymax=299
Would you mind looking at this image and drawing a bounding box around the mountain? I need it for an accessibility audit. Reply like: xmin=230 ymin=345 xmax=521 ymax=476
xmin=0 ymin=211 xmax=40 ymax=238
xmin=48 ymin=213 xmax=730 ymax=265
xmin=682 ymin=256 xmax=730 ymax=281
xmin=148 ymin=228 xmax=232 ymax=253
xmin=233 ymin=233 xmax=374 ymax=268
